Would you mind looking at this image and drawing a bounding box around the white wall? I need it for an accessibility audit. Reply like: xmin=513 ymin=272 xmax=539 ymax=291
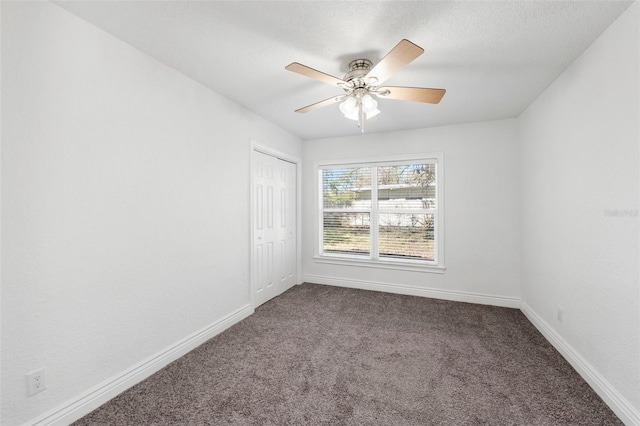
xmin=302 ymin=119 xmax=521 ymax=307
xmin=519 ymin=2 xmax=639 ymax=422
xmin=1 ymin=2 xmax=300 ymax=424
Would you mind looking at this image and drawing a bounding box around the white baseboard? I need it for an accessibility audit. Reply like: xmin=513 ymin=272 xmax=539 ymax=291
xmin=27 ymin=304 xmax=254 ymax=426
xmin=23 ymin=289 xmax=637 ymax=426
xmin=520 ymin=302 xmax=639 ymax=426
xmin=303 ymin=274 xmax=521 ymax=308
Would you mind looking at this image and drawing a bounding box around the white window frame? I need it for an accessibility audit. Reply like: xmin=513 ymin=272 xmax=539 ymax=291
xmin=314 ymin=153 xmax=445 ymax=273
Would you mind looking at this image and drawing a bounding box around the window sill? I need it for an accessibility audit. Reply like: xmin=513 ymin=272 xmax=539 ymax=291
xmin=313 ymin=256 xmax=445 ymax=274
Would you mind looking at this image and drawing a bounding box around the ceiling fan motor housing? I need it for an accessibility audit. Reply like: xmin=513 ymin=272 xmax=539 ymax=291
xmin=344 ymin=59 xmax=373 ymax=88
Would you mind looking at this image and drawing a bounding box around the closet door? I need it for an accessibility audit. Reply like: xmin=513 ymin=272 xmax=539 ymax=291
xmin=252 ymin=150 xmax=296 ymax=307
xmin=277 ymin=157 xmax=296 ymax=295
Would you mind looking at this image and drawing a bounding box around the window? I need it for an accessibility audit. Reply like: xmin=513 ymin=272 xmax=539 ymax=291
xmin=317 ymin=154 xmax=444 ymax=271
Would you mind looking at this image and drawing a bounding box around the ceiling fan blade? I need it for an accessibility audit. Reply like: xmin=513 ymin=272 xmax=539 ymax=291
xmin=366 ymin=39 xmax=424 ymax=85
xmin=295 ymin=95 xmax=346 ymax=113
xmin=285 ymin=62 xmax=345 ymax=87
xmin=377 ymin=86 xmax=446 ymax=104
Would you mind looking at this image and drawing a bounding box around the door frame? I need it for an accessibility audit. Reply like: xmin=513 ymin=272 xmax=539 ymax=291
xmin=250 ymin=141 xmax=302 ymax=308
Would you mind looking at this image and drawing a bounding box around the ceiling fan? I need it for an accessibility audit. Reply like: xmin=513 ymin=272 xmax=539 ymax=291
xmin=285 ymin=39 xmax=446 ymax=132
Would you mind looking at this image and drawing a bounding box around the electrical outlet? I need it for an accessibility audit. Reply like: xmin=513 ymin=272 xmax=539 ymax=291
xmin=26 ymin=368 xmax=46 ymax=396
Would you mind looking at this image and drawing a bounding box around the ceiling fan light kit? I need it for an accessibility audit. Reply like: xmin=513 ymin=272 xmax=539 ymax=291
xmin=285 ymin=39 xmax=446 ymax=133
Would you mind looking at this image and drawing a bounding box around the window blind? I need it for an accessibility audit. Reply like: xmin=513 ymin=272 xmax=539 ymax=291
xmin=320 ymin=161 xmax=438 ymax=264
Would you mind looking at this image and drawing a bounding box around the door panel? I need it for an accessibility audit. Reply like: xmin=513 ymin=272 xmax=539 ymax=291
xmin=280 ymin=160 xmax=296 ymax=292
xmin=255 ymin=245 xmax=263 ymax=297
xmin=252 ymin=150 xmax=297 ymax=307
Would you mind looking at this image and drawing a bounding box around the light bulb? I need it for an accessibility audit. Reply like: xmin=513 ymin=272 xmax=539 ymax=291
xmin=344 ymin=107 xmax=360 ymax=121
xmin=366 ymin=108 xmax=380 ymax=119
xmin=361 ymin=94 xmax=377 ymax=114
xmin=339 ymin=97 xmax=357 ymax=115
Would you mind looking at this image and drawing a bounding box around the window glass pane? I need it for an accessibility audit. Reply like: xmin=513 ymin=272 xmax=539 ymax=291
xmin=322 ymin=167 xmax=371 ymax=209
xmin=323 ymin=212 xmax=370 ymax=256
xmin=377 ymin=164 xmax=436 ymax=210
xmin=378 ymin=213 xmax=434 ymax=261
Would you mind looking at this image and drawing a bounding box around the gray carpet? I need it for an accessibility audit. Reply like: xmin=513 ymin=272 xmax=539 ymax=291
xmin=74 ymin=283 xmax=622 ymax=425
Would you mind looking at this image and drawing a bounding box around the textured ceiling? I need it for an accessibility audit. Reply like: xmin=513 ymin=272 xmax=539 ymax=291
xmin=55 ymin=1 xmax=633 ymax=141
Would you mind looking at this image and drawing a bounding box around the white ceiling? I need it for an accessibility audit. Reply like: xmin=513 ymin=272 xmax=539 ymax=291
xmin=55 ymin=1 xmax=633 ymax=141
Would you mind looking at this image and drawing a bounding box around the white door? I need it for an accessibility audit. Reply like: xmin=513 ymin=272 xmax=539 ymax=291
xmin=252 ymin=150 xmax=296 ymax=307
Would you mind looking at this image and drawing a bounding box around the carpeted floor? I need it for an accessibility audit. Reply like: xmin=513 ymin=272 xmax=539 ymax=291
xmin=74 ymin=283 xmax=622 ymax=425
